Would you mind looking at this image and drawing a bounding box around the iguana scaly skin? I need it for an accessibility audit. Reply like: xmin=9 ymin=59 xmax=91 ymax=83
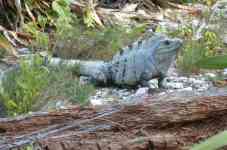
xmin=48 ymin=34 xmax=182 ymax=87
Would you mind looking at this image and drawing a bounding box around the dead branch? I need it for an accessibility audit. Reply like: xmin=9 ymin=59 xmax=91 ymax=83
xmin=1 ymin=95 xmax=227 ymax=150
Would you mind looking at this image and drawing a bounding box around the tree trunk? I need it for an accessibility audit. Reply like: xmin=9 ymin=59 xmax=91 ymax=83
xmin=1 ymin=95 xmax=227 ymax=149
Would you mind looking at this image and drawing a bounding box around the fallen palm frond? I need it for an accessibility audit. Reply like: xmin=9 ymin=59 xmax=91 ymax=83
xmin=0 ymin=0 xmax=53 ymax=29
xmin=0 ymin=32 xmax=18 ymax=57
xmin=70 ymin=0 xmax=104 ymax=28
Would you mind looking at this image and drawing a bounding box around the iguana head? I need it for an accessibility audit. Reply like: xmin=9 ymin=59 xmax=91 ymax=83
xmin=147 ymin=34 xmax=183 ymax=74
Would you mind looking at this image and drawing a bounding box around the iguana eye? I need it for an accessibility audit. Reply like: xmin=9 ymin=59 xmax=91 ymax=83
xmin=164 ymin=40 xmax=170 ymax=45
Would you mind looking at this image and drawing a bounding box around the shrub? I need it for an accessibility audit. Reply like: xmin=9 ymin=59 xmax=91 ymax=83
xmin=177 ymin=40 xmax=207 ymax=73
xmin=180 ymin=0 xmax=217 ymax=5
xmin=0 ymin=55 xmax=49 ymax=116
xmin=158 ymin=23 xmax=225 ymax=73
xmin=177 ymin=29 xmax=224 ymax=73
xmin=53 ymin=22 xmax=147 ymax=60
xmin=34 ymin=65 xmax=94 ymax=110
xmin=0 ymin=55 xmax=94 ymax=116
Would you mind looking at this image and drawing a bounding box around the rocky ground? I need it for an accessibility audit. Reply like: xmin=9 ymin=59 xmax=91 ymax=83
xmin=88 ymin=66 xmax=227 ymax=106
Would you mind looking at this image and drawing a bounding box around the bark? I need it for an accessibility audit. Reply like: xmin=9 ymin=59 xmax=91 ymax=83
xmin=1 ymin=95 xmax=227 ymax=149
xmin=1 ymin=95 xmax=227 ymax=133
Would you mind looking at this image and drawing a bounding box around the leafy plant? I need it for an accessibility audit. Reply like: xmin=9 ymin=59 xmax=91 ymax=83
xmin=177 ymin=40 xmax=207 ymax=73
xmin=191 ymin=131 xmax=227 ymax=150
xmin=180 ymin=0 xmax=217 ymax=5
xmin=35 ymin=65 xmax=94 ymax=109
xmin=163 ymin=22 xmax=225 ymax=73
xmin=196 ymin=55 xmax=227 ymax=69
xmin=52 ymin=0 xmax=74 ymax=36
xmin=21 ymin=0 xmax=73 ymax=51
xmin=53 ymin=22 xmax=147 ymax=60
xmin=23 ymin=21 xmax=49 ymax=51
xmin=0 ymin=55 xmax=94 ymax=116
xmin=0 ymin=34 xmax=18 ymax=57
xmin=0 ymin=55 xmax=49 ymax=116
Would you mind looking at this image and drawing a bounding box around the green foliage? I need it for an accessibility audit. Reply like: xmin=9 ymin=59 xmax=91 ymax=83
xmin=0 ymin=55 xmax=49 ymax=116
xmin=180 ymin=0 xmax=217 ymax=5
xmin=201 ymin=0 xmax=217 ymax=6
xmin=178 ymin=32 xmax=223 ymax=73
xmin=23 ymin=21 xmax=49 ymax=51
xmin=36 ymin=65 xmax=94 ymax=108
xmin=20 ymin=142 xmax=42 ymax=150
xmin=196 ymin=55 xmax=227 ymax=69
xmin=83 ymin=6 xmax=96 ymax=28
xmin=168 ymin=25 xmax=193 ymax=39
xmin=22 ymin=144 xmax=33 ymax=150
xmin=164 ymin=23 xmax=225 ymax=73
xmin=191 ymin=131 xmax=227 ymax=150
xmin=52 ymin=0 xmax=74 ymax=36
xmin=22 ymin=0 xmax=146 ymax=61
xmin=22 ymin=0 xmax=73 ymax=51
xmin=50 ymin=0 xmax=147 ymax=60
xmin=0 ymin=55 xmax=94 ymax=116
xmin=0 ymin=34 xmax=17 ymax=57
xmin=177 ymin=40 xmax=207 ymax=73
xmin=54 ymin=22 xmax=147 ymax=60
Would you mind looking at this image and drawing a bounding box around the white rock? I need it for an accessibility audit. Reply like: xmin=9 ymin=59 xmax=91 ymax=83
xmin=96 ymin=91 xmax=103 ymax=96
xmin=134 ymin=87 xmax=149 ymax=97
xmin=159 ymin=92 xmax=166 ymax=96
xmin=197 ymin=87 xmax=207 ymax=92
xmin=17 ymin=47 xmax=30 ymax=54
xmin=224 ymin=68 xmax=227 ymax=75
xmin=167 ymin=89 xmax=174 ymax=93
xmin=121 ymin=4 xmax=138 ymax=12
xmin=205 ymin=73 xmax=216 ymax=78
xmin=178 ymin=77 xmax=188 ymax=82
xmin=56 ymin=101 xmax=65 ymax=109
xmin=90 ymin=98 xmax=103 ymax=105
xmin=117 ymin=89 xmax=132 ymax=97
xmin=193 ymin=79 xmax=205 ymax=85
xmin=164 ymin=82 xmax=184 ymax=89
xmin=177 ymin=87 xmax=193 ymax=92
xmin=188 ymin=78 xmax=196 ymax=83
xmin=148 ymin=79 xmax=159 ymax=89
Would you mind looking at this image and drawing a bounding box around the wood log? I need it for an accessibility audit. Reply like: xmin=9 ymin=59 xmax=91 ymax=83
xmin=1 ymin=95 xmax=227 ymax=133
xmin=1 ymin=95 xmax=227 ymax=150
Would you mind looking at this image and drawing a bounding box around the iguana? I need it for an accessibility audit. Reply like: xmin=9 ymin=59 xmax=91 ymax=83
xmin=48 ymin=33 xmax=182 ymax=87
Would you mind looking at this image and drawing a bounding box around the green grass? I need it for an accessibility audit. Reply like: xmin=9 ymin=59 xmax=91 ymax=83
xmin=0 ymin=56 xmax=49 ymax=116
xmin=196 ymin=55 xmax=227 ymax=69
xmin=0 ymin=55 xmax=94 ymax=116
xmin=35 ymin=65 xmax=94 ymax=110
xmin=177 ymin=40 xmax=207 ymax=73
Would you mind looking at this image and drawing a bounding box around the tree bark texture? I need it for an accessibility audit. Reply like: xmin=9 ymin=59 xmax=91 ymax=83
xmin=1 ymin=95 xmax=227 ymax=150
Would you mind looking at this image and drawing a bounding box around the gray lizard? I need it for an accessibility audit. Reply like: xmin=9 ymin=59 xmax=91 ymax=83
xmin=48 ymin=33 xmax=182 ymax=87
